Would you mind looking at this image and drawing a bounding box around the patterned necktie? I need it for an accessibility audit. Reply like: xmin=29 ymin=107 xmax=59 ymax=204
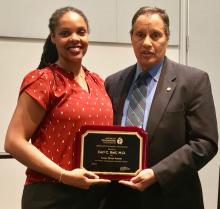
xmin=125 ymin=72 xmax=149 ymax=128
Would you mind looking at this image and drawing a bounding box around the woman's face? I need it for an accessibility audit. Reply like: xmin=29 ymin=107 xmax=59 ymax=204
xmin=51 ymin=11 xmax=89 ymax=65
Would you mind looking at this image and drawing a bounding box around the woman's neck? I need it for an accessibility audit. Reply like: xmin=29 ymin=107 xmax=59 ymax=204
xmin=56 ymin=60 xmax=86 ymax=86
xmin=56 ymin=60 xmax=88 ymax=91
xmin=56 ymin=60 xmax=82 ymax=76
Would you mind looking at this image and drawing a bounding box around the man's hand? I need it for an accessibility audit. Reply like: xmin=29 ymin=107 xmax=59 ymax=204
xmin=119 ymin=168 xmax=156 ymax=191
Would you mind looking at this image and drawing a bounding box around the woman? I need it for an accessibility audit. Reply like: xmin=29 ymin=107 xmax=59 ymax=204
xmin=4 ymin=6 xmax=113 ymax=209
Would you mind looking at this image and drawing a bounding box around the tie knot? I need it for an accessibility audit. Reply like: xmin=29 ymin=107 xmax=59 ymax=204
xmin=136 ymin=72 xmax=149 ymax=85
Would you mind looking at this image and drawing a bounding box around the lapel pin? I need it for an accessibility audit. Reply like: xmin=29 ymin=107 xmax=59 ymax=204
xmin=166 ymin=87 xmax=172 ymax=91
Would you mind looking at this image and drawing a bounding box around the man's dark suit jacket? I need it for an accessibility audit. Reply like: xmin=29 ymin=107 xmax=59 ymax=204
xmin=104 ymin=57 xmax=218 ymax=209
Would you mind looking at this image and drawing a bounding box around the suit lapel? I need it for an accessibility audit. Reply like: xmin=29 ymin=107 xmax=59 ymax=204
xmin=115 ymin=65 xmax=136 ymax=124
xmin=147 ymin=58 xmax=177 ymax=141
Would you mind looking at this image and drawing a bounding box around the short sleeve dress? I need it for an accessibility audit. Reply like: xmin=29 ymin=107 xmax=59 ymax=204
xmin=19 ymin=64 xmax=113 ymax=184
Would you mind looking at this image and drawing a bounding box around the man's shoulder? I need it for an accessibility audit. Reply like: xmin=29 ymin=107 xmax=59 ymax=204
xmin=106 ymin=64 xmax=136 ymax=81
xmin=165 ymin=57 xmax=207 ymax=77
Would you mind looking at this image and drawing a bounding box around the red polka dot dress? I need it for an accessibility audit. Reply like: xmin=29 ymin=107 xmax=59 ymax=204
xmin=19 ymin=64 xmax=113 ymax=184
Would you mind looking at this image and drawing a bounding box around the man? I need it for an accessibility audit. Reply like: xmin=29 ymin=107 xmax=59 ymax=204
xmin=104 ymin=6 xmax=218 ymax=209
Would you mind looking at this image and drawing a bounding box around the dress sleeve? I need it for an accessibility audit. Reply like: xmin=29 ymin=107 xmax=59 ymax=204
xmin=19 ymin=70 xmax=53 ymax=110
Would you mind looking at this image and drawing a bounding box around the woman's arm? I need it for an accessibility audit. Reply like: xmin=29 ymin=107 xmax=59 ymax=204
xmin=5 ymin=92 xmax=63 ymax=181
xmin=5 ymin=92 xmax=110 ymax=189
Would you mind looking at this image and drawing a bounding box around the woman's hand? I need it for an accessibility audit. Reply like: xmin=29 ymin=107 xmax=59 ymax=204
xmin=61 ymin=168 xmax=111 ymax=189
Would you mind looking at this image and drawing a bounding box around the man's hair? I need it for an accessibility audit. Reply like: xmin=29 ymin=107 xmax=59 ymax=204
xmin=130 ymin=6 xmax=170 ymax=38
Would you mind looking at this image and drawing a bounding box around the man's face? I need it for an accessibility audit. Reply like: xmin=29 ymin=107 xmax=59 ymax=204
xmin=131 ymin=14 xmax=168 ymax=70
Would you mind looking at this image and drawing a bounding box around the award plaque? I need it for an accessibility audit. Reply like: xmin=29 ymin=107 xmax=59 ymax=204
xmin=75 ymin=125 xmax=148 ymax=180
